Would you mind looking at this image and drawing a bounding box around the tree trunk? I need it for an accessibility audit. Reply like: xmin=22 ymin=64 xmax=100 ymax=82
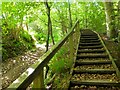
xmin=26 ymin=23 xmax=29 ymax=31
xmin=118 ymin=1 xmax=120 ymax=59
xmin=104 ymin=2 xmax=116 ymax=39
xmin=118 ymin=1 xmax=120 ymax=30
xmin=45 ymin=1 xmax=55 ymax=52
xmin=68 ymin=0 xmax=72 ymax=28
xmin=85 ymin=5 xmax=88 ymax=28
xmin=44 ymin=1 xmax=55 ymax=80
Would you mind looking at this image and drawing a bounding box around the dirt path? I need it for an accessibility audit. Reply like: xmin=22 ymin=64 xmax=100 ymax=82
xmin=2 ymin=47 xmax=45 ymax=89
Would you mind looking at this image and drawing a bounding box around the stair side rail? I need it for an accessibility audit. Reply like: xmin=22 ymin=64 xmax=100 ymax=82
xmin=94 ymin=31 xmax=120 ymax=78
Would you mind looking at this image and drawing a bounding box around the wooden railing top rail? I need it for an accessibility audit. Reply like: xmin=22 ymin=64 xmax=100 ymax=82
xmin=94 ymin=31 xmax=120 ymax=78
xmin=8 ymin=20 xmax=79 ymax=89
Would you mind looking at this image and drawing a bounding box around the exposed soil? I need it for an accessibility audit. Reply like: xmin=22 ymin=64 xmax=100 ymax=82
xmin=2 ymin=47 xmax=45 ymax=89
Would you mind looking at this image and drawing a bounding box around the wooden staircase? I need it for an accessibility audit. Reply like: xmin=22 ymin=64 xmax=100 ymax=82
xmin=69 ymin=29 xmax=120 ymax=89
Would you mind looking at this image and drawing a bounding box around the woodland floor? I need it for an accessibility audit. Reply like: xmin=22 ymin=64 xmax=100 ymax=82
xmin=2 ymin=35 xmax=120 ymax=89
xmin=2 ymin=46 xmax=45 ymax=89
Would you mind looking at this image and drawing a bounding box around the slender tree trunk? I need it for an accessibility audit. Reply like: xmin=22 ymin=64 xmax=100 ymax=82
xmin=118 ymin=1 xmax=120 ymax=59
xmin=44 ymin=1 xmax=55 ymax=79
xmin=118 ymin=1 xmax=120 ymax=30
xmin=104 ymin=2 xmax=116 ymax=39
xmin=26 ymin=23 xmax=29 ymax=31
xmin=45 ymin=1 xmax=55 ymax=52
xmin=85 ymin=5 xmax=88 ymax=28
xmin=45 ymin=2 xmax=50 ymax=52
xmin=68 ymin=0 xmax=72 ymax=28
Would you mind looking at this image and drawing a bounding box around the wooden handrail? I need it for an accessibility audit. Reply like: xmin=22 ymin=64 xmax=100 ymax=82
xmin=8 ymin=20 xmax=79 ymax=89
xmin=94 ymin=31 xmax=120 ymax=78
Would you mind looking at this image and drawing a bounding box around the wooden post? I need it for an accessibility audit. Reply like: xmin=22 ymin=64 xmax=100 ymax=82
xmin=33 ymin=67 xmax=44 ymax=90
xmin=69 ymin=33 xmax=74 ymax=63
xmin=76 ymin=21 xmax=80 ymax=39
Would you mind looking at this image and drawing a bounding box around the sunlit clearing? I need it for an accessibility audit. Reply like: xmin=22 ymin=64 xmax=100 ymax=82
xmin=24 ymin=28 xmax=46 ymax=49
xmin=35 ymin=43 xmax=46 ymax=49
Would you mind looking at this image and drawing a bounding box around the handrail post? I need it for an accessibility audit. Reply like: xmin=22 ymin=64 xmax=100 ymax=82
xmin=69 ymin=33 xmax=74 ymax=64
xmin=33 ymin=67 xmax=45 ymax=89
xmin=75 ymin=21 xmax=80 ymax=42
xmin=69 ymin=21 xmax=78 ymax=64
xmin=77 ymin=21 xmax=80 ymax=36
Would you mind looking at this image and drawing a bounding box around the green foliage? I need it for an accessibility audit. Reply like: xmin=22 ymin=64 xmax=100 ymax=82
xmin=2 ymin=27 xmax=35 ymax=61
xmin=1 ymin=2 xmax=115 ymax=62
xmin=20 ymin=31 xmax=33 ymax=43
xmin=34 ymin=33 xmax=46 ymax=44
xmin=49 ymin=47 xmax=71 ymax=74
xmin=1 ymin=2 xmax=39 ymax=61
xmin=51 ymin=59 xmax=65 ymax=73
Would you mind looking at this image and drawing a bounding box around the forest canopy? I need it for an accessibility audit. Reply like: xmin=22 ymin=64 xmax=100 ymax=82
xmin=1 ymin=1 xmax=120 ymax=61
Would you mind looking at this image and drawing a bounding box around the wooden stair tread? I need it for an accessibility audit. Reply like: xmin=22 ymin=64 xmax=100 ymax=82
xmin=80 ymin=40 xmax=100 ymax=43
xmin=79 ymin=45 xmax=103 ymax=49
xmin=81 ymin=35 xmax=97 ymax=36
xmin=77 ymin=54 xmax=109 ymax=58
xmin=70 ymin=80 xmax=120 ymax=87
xmin=73 ymin=69 xmax=116 ymax=74
xmin=79 ymin=42 xmax=101 ymax=46
xmin=78 ymin=49 xmax=105 ymax=53
xmin=80 ymin=37 xmax=99 ymax=40
xmin=75 ymin=60 xmax=112 ymax=65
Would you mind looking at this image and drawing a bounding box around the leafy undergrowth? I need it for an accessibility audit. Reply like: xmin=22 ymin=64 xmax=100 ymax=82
xmin=45 ymin=33 xmax=79 ymax=89
xmin=45 ymin=46 xmax=74 ymax=89
xmin=50 ymin=72 xmax=71 ymax=89
xmin=2 ymin=30 xmax=35 ymax=61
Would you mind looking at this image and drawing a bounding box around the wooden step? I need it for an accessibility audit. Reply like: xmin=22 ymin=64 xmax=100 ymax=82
xmin=77 ymin=54 xmax=109 ymax=58
xmin=81 ymin=35 xmax=97 ymax=37
xmin=75 ymin=60 xmax=112 ymax=65
xmin=81 ymin=36 xmax=98 ymax=38
xmin=80 ymin=38 xmax=99 ymax=40
xmin=79 ymin=42 xmax=101 ymax=46
xmin=73 ymin=69 xmax=116 ymax=74
xmin=79 ymin=45 xmax=103 ymax=49
xmin=80 ymin=40 xmax=100 ymax=43
xmin=77 ymin=49 xmax=105 ymax=53
xmin=70 ymin=80 xmax=120 ymax=87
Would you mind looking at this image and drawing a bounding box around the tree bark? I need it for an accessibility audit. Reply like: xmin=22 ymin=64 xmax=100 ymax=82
xmin=118 ymin=1 xmax=120 ymax=59
xmin=104 ymin=2 xmax=116 ymax=39
xmin=85 ymin=5 xmax=88 ymax=28
xmin=118 ymin=1 xmax=120 ymax=30
xmin=44 ymin=1 xmax=55 ymax=80
xmin=68 ymin=0 xmax=72 ymax=28
xmin=45 ymin=1 xmax=55 ymax=52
